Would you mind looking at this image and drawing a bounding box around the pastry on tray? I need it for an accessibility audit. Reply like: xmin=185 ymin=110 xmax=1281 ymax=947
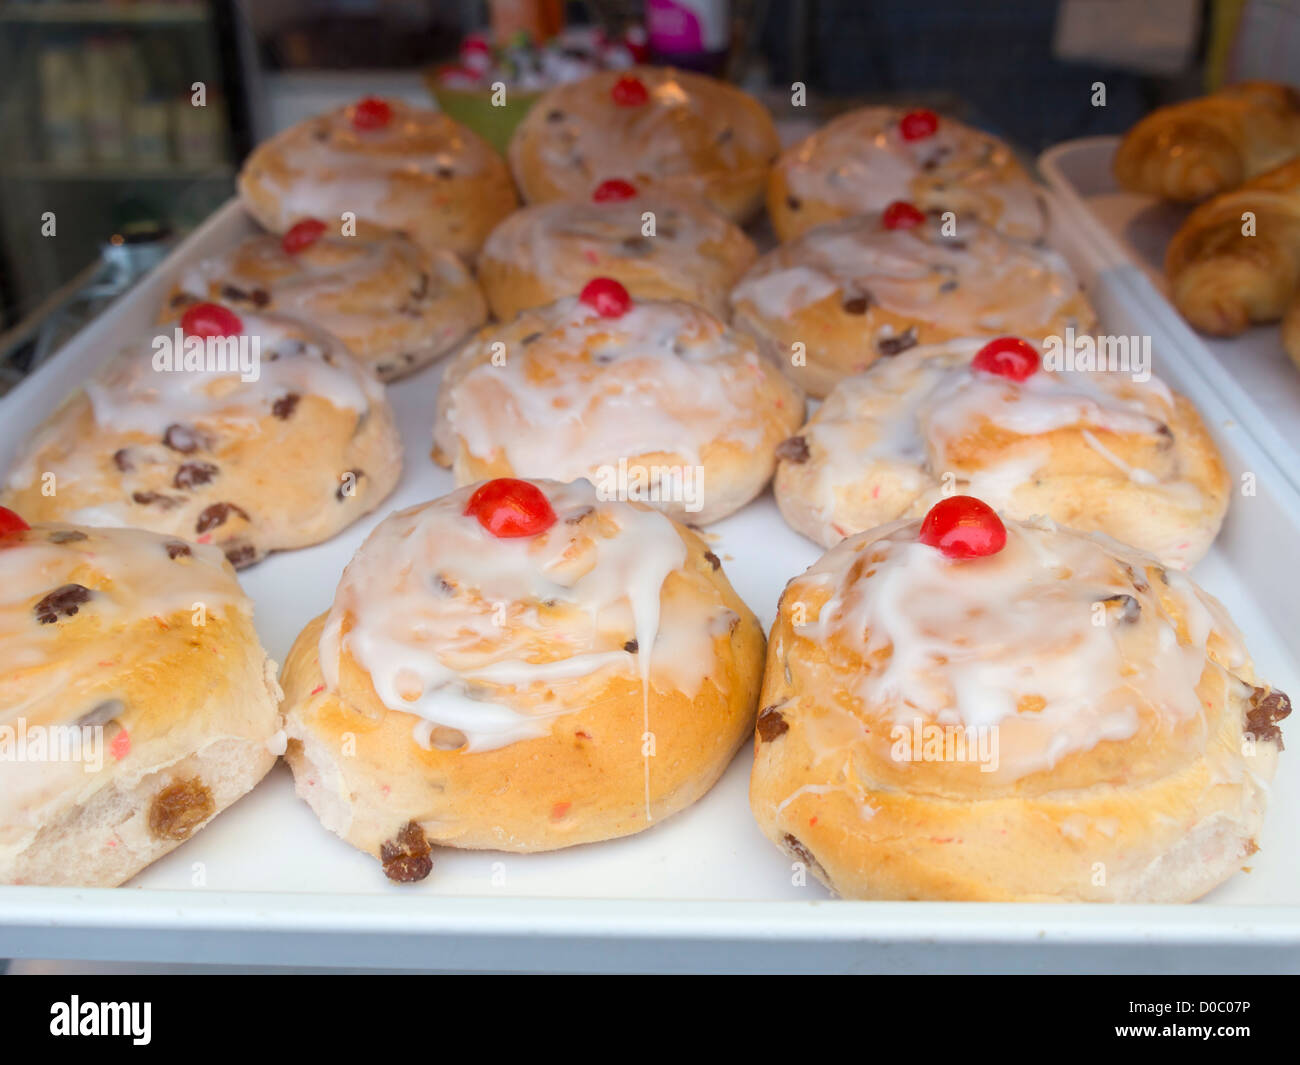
xmin=164 ymin=222 xmax=487 ymax=381
xmin=433 ymin=279 xmax=803 ymax=524
xmin=0 ymin=509 xmax=282 ymax=886
xmin=1164 ymin=156 xmax=1300 ymax=338
xmin=1114 ymin=81 xmax=1300 ymax=202
xmin=772 ymin=335 xmax=1229 ymax=569
xmin=767 ymin=105 xmax=1046 ymax=244
xmin=507 ymin=67 xmax=780 ymax=223
xmin=238 ymin=97 xmax=518 ymax=262
xmin=2 ymin=304 xmax=401 ymax=568
xmin=730 ymin=207 xmax=1094 ymax=398
xmin=750 ymin=497 xmax=1290 ymax=901
xmin=280 ymin=478 xmax=764 ymax=882
xmin=477 ymin=180 xmax=757 ymax=321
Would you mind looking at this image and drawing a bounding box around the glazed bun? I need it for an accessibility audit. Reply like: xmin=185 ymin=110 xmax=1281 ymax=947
xmin=281 ymin=478 xmax=764 ymax=880
xmin=238 ymin=97 xmax=518 ymax=262
xmin=508 ymin=67 xmax=780 ymax=223
xmin=751 ymin=508 xmax=1290 ymax=902
xmin=2 ymin=307 xmax=402 ymax=568
xmin=433 ymin=287 xmax=804 ymax=524
xmin=730 ymin=212 xmax=1094 ymax=398
xmin=0 ymin=519 xmax=281 ymax=887
xmin=768 ymin=106 xmax=1046 ymax=244
xmin=772 ymin=336 xmax=1229 ymax=569
xmin=165 ymin=226 xmax=486 ymax=381
xmin=478 ymin=187 xmax=757 ymax=321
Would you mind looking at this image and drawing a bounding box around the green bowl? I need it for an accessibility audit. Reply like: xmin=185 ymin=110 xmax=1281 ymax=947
xmin=426 ymin=72 xmax=543 ymax=154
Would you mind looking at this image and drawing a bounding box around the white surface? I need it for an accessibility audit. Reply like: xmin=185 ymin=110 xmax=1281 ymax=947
xmin=0 ymin=198 xmax=1299 ymax=973
xmin=1039 ymin=135 xmax=1300 ymax=500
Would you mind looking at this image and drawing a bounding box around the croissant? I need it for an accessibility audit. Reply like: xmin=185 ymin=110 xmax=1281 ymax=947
xmin=1115 ymin=81 xmax=1300 ymax=202
xmin=1165 ymin=157 xmax=1300 ymax=336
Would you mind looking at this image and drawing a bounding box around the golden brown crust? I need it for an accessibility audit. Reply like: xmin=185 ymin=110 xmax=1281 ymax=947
xmin=508 ymin=67 xmax=779 ymax=223
xmin=1115 ymin=81 xmax=1300 ymax=202
xmin=1165 ymin=157 xmax=1300 ymax=336
xmin=0 ymin=524 xmax=282 ymax=886
xmin=750 ymin=518 xmax=1283 ymax=901
xmin=281 ymin=514 xmax=764 ymax=871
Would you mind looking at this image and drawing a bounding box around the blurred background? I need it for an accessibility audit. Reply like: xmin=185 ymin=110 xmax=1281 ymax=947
xmin=0 ymin=0 xmax=1296 ymax=384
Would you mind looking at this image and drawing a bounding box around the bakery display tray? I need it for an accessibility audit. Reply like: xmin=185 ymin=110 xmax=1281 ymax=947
xmin=1 ymin=197 xmax=1299 ymax=973
xmin=1039 ymin=135 xmax=1300 ymax=500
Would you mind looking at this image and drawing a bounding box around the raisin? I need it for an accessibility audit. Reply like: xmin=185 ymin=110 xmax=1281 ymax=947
xmin=757 ymin=705 xmax=789 ymax=742
xmin=173 ymin=462 xmax=219 ymax=489
xmin=34 ymin=583 xmax=92 ymax=624
xmin=112 ymin=448 xmax=134 ymax=472
xmin=132 ymin=491 xmax=181 ymax=509
xmin=251 ymin=288 xmax=271 ymax=307
xmin=272 ymin=392 xmax=301 ymax=420
xmin=1100 ymin=594 xmax=1140 ymax=624
xmin=775 ymin=435 xmax=810 ymax=463
xmin=380 ymin=820 xmax=433 ymax=883
xmin=783 ymin=834 xmax=827 ymax=879
xmin=786 ymin=195 xmax=802 ymax=211
xmin=842 ymin=295 xmax=870 ymax=315
xmin=624 ymin=639 xmax=639 ymax=654
xmin=877 ymin=327 xmax=918 ymax=356
xmin=48 ymin=530 xmax=87 ymax=544
xmin=1247 ymin=687 xmax=1292 ymax=748
xmin=546 ymin=108 xmax=565 ymax=122
xmin=165 ymin=541 xmax=192 ymax=559
xmin=220 ymin=284 xmax=251 ymax=303
xmin=163 ymin=424 xmax=202 ymax=453
xmin=223 ymin=543 xmax=258 ymax=568
xmin=703 ymin=550 xmax=721 ymax=571
xmin=196 ymin=502 xmax=250 ymax=534
xmin=148 ymin=778 xmax=214 ymax=841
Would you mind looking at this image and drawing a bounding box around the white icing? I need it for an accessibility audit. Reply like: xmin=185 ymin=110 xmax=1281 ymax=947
xmin=798 ymin=338 xmax=1172 ymax=527
xmin=318 ymin=480 xmax=723 ymax=751
xmin=252 ymin=101 xmax=496 ymax=226
xmin=84 ymin=310 xmax=377 ymax=438
xmin=777 ymin=106 xmax=1045 ymax=239
xmin=175 ymin=234 xmax=473 ymax=356
xmin=731 ymin=215 xmax=1084 ymax=335
xmin=438 ymin=297 xmax=779 ymax=476
xmin=792 ymin=516 xmax=1246 ymax=780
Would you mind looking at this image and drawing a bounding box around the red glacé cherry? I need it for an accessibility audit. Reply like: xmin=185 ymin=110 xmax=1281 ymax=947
xmin=579 ymin=277 xmax=632 ymax=317
xmin=918 ymin=496 xmax=1006 ymax=560
xmin=611 ymin=75 xmax=649 ymax=107
xmin=181 ymin=302 xmax=242 ymax=338
xmin=0 ymin=506 xmax=29 ymax=538
xmin=282 ymin=218 xmax=328 ymax=254
xmin=899 ymin=108 xmax=940 ymax=141
xmin=352 ymin=96 xmax=393 ymax=130
xmin=464 ymin=479 xmax=557 ymax=538
xmin=593 ymin=178 xmax=638 ymax=202
xmin=881 ymin=200 xmax=926 ymax=230
xmin=972 ymin=336 xmax=1039 ymax=381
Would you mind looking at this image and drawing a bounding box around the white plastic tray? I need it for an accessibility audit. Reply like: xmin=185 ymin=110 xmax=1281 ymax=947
xmin=1 ymin=198 xmax=1299 ymax=973
xmin=1039 ymin=135 xmax=1300 ymax=500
